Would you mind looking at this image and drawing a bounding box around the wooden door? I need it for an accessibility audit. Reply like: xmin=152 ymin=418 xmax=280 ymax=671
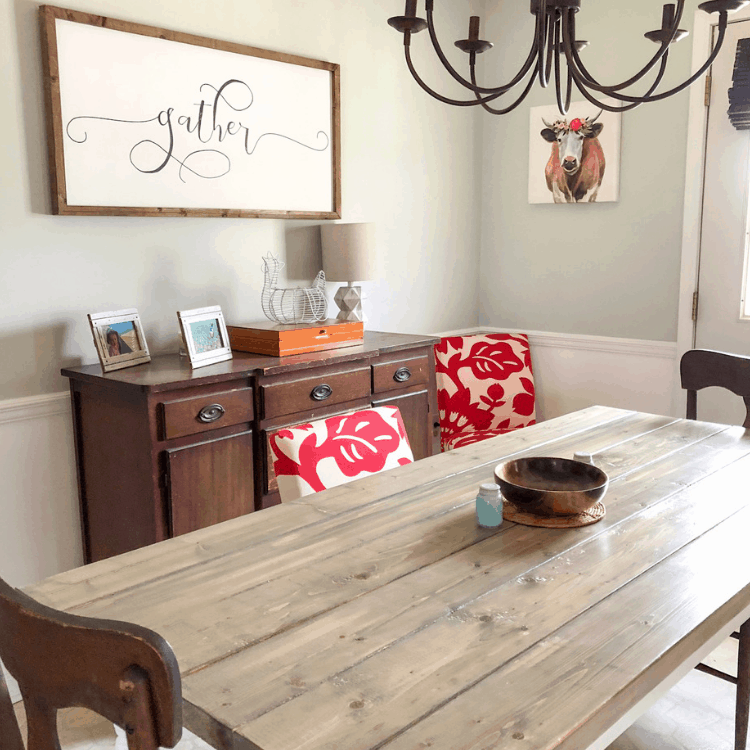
xmin=373 ymin=388 xmax=431 ymax=461
xmin=165 ymin=431 xmax=254 ymax=537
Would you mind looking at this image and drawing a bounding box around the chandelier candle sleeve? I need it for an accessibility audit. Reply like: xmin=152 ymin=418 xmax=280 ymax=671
xmin=388 ymin=0 xmax=749 ymax=115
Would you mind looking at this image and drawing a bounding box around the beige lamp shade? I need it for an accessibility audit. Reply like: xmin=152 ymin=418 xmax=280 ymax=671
xmin=320 ymin=223 xmax=377 ymax=282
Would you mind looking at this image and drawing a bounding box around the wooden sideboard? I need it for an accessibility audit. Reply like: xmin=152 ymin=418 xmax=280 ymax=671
xmin=62 ymin=331 xmax=440 ymax=563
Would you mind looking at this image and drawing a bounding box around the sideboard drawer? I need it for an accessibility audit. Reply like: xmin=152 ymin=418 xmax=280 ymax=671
xmin=372 ymin=355 xmax=430 ymax=394
xmin=260 ymin=366 xmax=371 ymax=419
xmin=161 ymin=388 xmax=254 ymax=440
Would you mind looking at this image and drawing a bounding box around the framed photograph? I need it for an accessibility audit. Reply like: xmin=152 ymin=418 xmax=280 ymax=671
xmin=528 ymin=99 xmax=622 ymax=204
xmin=88 ymin=309 xmax=151 ymax=372
xmin=177 ymin=306 xmax=233 ymax=368
xmin=40 ymin=5 xmax=341 ymax=219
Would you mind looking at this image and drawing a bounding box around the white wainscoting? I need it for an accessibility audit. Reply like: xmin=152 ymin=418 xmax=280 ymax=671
xmin=434 ymin=328 xmax=679 ymax=421
xmin=0 ymin=391 xmax=83 ymax=589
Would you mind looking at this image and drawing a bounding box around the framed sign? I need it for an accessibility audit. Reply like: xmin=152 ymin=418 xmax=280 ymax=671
xmin=40 ymin=5 xmax=341 ymax=219
xmin=177 ymin=305 xmax=233 ymax=368
xmin=88 ymin=308 xmax=151 ymax=372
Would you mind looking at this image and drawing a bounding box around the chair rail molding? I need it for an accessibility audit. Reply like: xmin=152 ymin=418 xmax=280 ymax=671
xmin=435 ymin=328 xmax=677 ymax=359
xmin=0 ymin=392 xmax=70 ymax=426
xmin=434 ymin=327 xmax=678 ymax=420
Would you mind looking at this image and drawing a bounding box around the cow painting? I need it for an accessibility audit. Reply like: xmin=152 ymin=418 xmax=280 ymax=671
xmin=540 ymin=111 xmax=605 ymax=203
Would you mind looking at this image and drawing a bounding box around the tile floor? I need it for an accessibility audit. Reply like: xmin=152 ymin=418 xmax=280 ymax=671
xmin=10 ymin=639 xmax=740 ymax=750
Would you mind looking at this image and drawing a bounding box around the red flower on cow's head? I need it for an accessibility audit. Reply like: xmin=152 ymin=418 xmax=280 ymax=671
xmin=570 ymin=118 xmax=583 ymax=132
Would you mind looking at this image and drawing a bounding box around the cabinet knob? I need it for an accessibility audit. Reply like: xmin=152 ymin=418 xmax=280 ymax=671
xmin=197 ymin=403 xmax=226 ymax=423
xmin=393 ymin=367 xmax=412 ymax=383
xmin=311 ymin=384 xmax=333 ymax=401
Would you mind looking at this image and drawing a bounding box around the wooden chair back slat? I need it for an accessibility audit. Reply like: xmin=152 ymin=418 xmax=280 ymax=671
xmin=680 ymin=349 xmax=750 ymax=428
xmin=0 ymin=576 xmax=182 ymax=750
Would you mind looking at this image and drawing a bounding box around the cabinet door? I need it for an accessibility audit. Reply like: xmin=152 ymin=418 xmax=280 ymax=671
xmin=165 ymin=431 xmax=254 ymax=537
xmin=372 ymin=388 xmax=430 ymax=461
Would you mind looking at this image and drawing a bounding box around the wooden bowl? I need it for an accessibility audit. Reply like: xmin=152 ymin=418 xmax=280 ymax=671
xmin=494 ymin=457 xmax=609 ymax=517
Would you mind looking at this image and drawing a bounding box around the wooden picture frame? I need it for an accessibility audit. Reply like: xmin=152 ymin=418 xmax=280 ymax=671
xmin=177 ymin=306 xmax=233 ymax=368
xmin=88 ymin=309 xmax=151 ymax=372
xmin=39 ymin=5 xmax=341 ymax=219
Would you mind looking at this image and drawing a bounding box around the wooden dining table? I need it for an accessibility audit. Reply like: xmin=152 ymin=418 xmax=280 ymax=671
xmin=26 ymin=405 xmax=750 ymax=750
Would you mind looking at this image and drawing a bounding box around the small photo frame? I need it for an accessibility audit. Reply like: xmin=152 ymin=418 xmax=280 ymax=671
xmin=177 ymin=306 xmax=233 ymax=368
xmin=88 ymin=308 xmax=151 ymax=372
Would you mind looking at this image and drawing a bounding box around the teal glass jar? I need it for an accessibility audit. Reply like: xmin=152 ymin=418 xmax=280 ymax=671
xmin=476 ymin=483 xmax=503 ymax=528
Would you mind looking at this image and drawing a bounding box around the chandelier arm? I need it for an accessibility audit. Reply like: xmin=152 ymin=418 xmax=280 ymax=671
xmin=404 ymin=44 xmax=502 ymax=106
xmin=470 ymin=58 xmax=539 ymax=114
xmin=612 ymin=13 xmax=726 ymax=102
xmin=471 ymin=9 xmax=545 ymax=98
xmin=563 ymin=2 xmax=686 ymax=93
xmin=503 ymin=9 xmax=549 ymax=94
xmin=545 ymin=12 xmax=557 ymax=87
xmin=424 ymin=4 xmax=542 ymax=95
xmin=553 ymin=18 xmax=573 ymax=115
xmin=568 ymin=53 xmax=670 ymax=112
xmin=538 ymin=5 xmax=553 ymax=89
xmin=571 ymin=11 xmax=726 ymax=104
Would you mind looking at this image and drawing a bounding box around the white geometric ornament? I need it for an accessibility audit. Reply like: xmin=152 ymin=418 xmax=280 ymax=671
xmin=333 ymin=284 xmax=364 ymax=322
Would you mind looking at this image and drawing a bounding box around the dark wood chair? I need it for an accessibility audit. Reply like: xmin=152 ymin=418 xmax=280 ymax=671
xmin=681 ymin=348 xmax=750 ymax=749
xmin=681 ymin=348 xmax=750 ymax=428
xmin=0 ymin=575 xmax=182 ymax=750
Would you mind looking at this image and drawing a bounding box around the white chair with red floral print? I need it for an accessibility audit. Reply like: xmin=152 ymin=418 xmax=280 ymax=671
xmin=269 ymin=406 xmax=415 ymax=502
xmin=433 ymin=333 xmax=536 ymax=451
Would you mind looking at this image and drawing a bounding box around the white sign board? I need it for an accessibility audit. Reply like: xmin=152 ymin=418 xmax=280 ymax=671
xmin=41 ymin=6 xmax=341 ymax=218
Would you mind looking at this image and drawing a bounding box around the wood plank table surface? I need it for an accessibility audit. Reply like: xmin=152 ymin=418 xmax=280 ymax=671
xmin=26 ymin=406 xmax=750 ymax=750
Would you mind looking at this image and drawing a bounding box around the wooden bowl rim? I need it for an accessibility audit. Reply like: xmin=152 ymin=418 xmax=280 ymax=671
xmin=494 ymin=456 xmax=609 ymax=494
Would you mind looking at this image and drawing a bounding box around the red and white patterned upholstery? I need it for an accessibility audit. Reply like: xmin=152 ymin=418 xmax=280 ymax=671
xmin=434 ymin=333 xmax=536 ymax=451
xmin=269 ymin=406 xmax=414 ymax=502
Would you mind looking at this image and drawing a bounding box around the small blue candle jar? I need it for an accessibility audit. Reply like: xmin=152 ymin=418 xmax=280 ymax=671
xmin=476 ymin=483 xmax=503 ymax=528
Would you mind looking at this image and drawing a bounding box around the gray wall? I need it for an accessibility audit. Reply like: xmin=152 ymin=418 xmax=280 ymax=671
xmin=1 ymin=0 xmax=483 ymax=401
xmin=478 ymin=0 xmax=702 ymax=341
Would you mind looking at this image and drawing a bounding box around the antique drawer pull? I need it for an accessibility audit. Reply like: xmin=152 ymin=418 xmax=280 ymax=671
xmin=393 ymin=367 xmax=412 ymax=383
xmin=311 ymin=384 xmax=333 ymax=401
xmin=197 ymin=403 xmax=226 ymax=423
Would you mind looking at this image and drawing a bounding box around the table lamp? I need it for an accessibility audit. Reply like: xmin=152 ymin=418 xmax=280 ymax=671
xmin=320 ymin=223 xmax=376 ymax=322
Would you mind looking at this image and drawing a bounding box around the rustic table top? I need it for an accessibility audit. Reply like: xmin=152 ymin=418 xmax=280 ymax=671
xmin=26 ymin=406 xmax=750 ymax=750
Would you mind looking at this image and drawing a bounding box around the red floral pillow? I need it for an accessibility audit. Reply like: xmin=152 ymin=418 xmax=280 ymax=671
xmin=434 ymin=333 xmax=536 ymax=451
xmin=269 ymin=406 xmax=414 ymax=501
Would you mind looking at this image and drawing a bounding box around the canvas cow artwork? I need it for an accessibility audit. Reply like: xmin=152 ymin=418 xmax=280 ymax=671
xmin=528 ymin=101 xmax=621 ymax=204
xmin=541 ymin=112 xmax=605 ymax=203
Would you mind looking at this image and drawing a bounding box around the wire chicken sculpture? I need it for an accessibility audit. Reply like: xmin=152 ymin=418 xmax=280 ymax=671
xmin=261 ymin=252 xmax=328 ymax=324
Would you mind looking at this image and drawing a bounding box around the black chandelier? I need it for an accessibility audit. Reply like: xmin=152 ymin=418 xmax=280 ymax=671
xmin=388 ymin=0 xmax=749 ymax=115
